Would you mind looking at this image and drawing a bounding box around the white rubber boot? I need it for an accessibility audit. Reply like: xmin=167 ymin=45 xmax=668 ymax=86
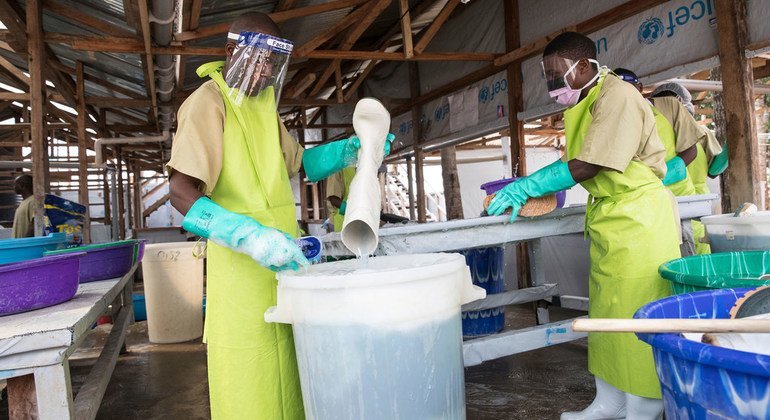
xmin=624 ymin=394 xmax=663 ymax=420
xmin=561 ymin=377 xmax=626 ymax=420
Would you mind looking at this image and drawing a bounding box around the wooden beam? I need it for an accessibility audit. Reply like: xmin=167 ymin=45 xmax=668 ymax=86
xmin=306 ymin=50 xmax=497 ymax=61
xmin=398 ymin=0 xmax=413 ymax=59
xmin=715 ymin=0 xmax=763 ymax=209
xmin=175 ymin=0 xmax=370 ymax=42
xmin=176 ymin=0 xmax=203 ymax=95
xmin=293 ymin=4 xmax=368 ymax=57
xmin=42 ymin=0 xmax=134 ymax=37
xmin=142 ymin=192 xmax=169 ymax=217
xmin=284 ymin=72 xmax=317 ymax=98
xmin=413 ymin=0 xmax=459 ymax=55
xmin=308 ymin=0 xmax=393 ymax=97
xmin=275 ymin=0 xmax=299 ymax=12
xmin=136 ymin=0 xmax=158 ymax=126
xmin=394 ymin=0 xmax=667 ymax=117
xmin=0 ymin=92 xmax=29 ymax=101
xmin=27 ymin=0 xmax=46 ymax=236
xmin=334 ymin=62 xmax=344 ymax=103
xmin=48 ymin=61 xmax=144 ymax=99
xmin=76 ymin=61 xmax=91 ymax=243
xmin=408 ymin=61 xmax=426 ymax=223
xmin=504 ymin=0 xmax=525 ymax=176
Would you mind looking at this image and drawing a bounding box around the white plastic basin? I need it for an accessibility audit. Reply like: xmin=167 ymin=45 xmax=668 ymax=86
xmin=701 ymin=211 xmax=770 ymax=252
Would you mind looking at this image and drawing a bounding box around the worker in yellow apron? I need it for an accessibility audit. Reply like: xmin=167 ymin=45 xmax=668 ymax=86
xmin=614 ymin=69 xmax=704 ymax=256
xmin=651 ymin=82 xmax=729 ymax=254
xmin=167 ymin=13 xmax=392 ymax=419
xmin=488 ymin=32 xmax=680 ymax=419
xmin=326 ymin=166 xmax=356 ymax=232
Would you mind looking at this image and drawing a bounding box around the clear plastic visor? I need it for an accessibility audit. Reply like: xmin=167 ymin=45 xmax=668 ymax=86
xmin=224 ymin=31 xmax=294 ymax=107
xmin=540 ymin=56 xmax=579 ymax=92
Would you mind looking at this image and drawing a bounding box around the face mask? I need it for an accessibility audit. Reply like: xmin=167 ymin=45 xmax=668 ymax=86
xmin=546 ymin=59 xmax=600 ymax=107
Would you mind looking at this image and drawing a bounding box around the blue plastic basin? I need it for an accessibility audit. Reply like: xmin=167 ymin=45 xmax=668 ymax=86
xmin=635 ymin=288 xmax=770 ymax=419
xmin=0 ymin=233 xmax=67 ymax=265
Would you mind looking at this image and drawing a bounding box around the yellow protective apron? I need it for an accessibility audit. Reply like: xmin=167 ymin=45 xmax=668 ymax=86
xmin=331 ymin=167 xmax=356 ymax=232
xmin=197 ymin=61 xmax=304 ymax=420
xmin=651 ymin=106 xmax=696 ymax=197
xmin=564 ymin=76 xmax=680 ymax=399
xmin=687 ymin=143 xmax=711 ymax=254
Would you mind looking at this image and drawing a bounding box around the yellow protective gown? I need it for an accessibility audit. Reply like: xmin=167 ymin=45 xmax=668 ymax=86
xmin=651 ymin=106 xmax=696 ymax=197
xmin=198 ymin=62 xmax=304 ymax=419
xmin=329 ymin=167 xmax=355 ymax=232
xmin=564 ymin=76 xmax=680 ymax=399
xmin=687 ymin=144 xmax=712 ymax=254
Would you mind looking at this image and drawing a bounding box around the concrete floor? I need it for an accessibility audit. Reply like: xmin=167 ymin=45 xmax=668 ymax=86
xmin=1 ymin=305 xmax=595 ymax=419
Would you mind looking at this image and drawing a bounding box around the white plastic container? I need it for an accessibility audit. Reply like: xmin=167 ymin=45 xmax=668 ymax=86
xmin=141 ymin=242 xmax=205 ymax=343
xmin=701 ymin=211 xmax=770 ymax=252
xmin=266 ymin=253 xmax=485 ymax=420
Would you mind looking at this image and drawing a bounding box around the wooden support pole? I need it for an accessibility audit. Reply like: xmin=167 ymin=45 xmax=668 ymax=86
xmin=408 ymin=62 xmax=427 ymax=223
xmin=133 ymin=168 xmax=142 ymax=230
xmin=116 ymin=147 xmax=125 ymax=239
xmin=440 ymin=146 xmax=463 ymax=220
xmin=504 ymin=0 xmax=526 ymax=177
xmin=398 ymin=0 xmax=413 ymax=59
xmin=102 ymin=168 xmax=111 ymax=226
xmin=715 ymin=0 xmax=764 ymax=210
xmin=27 ymin=0 xmax=46 ymax=236
xmin=406 ymin=155 xmax=416 ymax=220
xmin=125 ymin=163 xmax=133 ymax=233
xmin=76 ymin=62 xmax=91 ymax=243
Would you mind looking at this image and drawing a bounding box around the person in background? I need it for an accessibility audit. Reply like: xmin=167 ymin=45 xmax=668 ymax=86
xmin=12 ymin=174 xmax=35 ymax=238
xmin=326 ymin=166 xmax=355 ymax=232
xmin=167 ymin=12 xmax=392 ymax=419
xmin=650 ymin=82 xmax=727 ymax=197
xmin=614 ymin=68 xmax=701 ymax=255
xmin=488 ymin=32 xmax=680 ymax=419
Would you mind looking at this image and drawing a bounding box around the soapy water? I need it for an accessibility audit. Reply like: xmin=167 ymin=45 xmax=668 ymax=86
xmin=292 ymin=312 xmax=466 ymax=420
xmin=708 ymin=234 xmax=770 ymax=253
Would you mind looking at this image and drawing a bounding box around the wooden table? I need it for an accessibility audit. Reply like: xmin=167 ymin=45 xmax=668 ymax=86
xmin=0 ymin=264 xmax=136 ymax=419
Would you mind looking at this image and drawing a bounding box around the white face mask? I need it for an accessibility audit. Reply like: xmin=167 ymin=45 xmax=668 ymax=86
xmin=545 ymin=59 xmax=601 ymax=107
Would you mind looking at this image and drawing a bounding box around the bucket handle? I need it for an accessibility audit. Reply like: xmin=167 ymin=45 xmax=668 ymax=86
xmin=459 ymin=268 xmax=487 ymax=305
xmin=264 ymin=305 xmax=292 ymax=324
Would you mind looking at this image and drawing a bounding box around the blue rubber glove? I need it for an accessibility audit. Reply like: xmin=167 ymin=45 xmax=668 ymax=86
xmin=303 ymin=133 xmax=395 ymax=182
xmin=487 ymin=160 xmax=576 ymax=222
xmin=182 ymin=197 xmax=309 ymax=271
xmin=338 ymin=201 xmax=347 ymax=215
xmin=662 ymin=156 xmax=687 ymax=186
xmin=708 ymin=146 xmax=728 ymax=177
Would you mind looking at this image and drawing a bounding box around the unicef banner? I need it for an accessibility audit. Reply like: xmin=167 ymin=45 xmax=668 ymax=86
xmin=521 ymin=0 xmax=725 ymax=119
xmin=390 ymin=70 xmax=510 ymax=151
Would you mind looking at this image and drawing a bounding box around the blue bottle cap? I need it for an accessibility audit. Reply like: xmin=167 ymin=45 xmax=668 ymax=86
xmin=295 ymin=236 xmax=322 ymax=261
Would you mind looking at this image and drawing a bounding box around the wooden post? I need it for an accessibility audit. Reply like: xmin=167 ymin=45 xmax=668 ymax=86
xmin=133 ymin=168 xmax=142 ymax=229
xmin=440 ymin=146 xmax=464 ymax=220
xmin=406 ymin=155 xmax=416 ymax=220
xmin=76 ymin=62 xmax=91 ymax=243
xmin=116 ymin=147 xmax=125 ymax=239
xmin=125 ymin=162 xmax=133 ymax=233
xmin=504 ymin=0 xmax=526 ymax=177
xmin=408 ymin=62 xmax=427 ymax=223
xmin=103 ymin=168 xmax=111 ymax=225
xmin=28 ymin=0 xmax=46 ymax=236
xmin=715 ymin=0 xmax=763 ymax=210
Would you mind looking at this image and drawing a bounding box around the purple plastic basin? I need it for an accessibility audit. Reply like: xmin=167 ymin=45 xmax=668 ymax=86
xmin=135 ymin=239 xmax=147 ymax=264
xmin=45 ymin=241 xmax=137 ymax=283
xmin=480 ymin=177 xmax=567 ymax=208
xmin=0 ymin=253 xmax=84 ymax=316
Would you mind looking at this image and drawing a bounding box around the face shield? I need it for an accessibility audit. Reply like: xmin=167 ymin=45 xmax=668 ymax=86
xmin=541 ymin=56 xmax=601 ymax=106
xmin=224 ymin=31 xmax=293 ymax=108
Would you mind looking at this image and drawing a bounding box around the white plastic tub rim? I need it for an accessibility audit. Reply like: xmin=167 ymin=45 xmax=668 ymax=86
xmin=701 ymin=210 xmax=770 ymax=226
xmin=143 ymin=241 xmax=206 ymax=262
xmin=265 ymin=253 xmax=486 ymax=327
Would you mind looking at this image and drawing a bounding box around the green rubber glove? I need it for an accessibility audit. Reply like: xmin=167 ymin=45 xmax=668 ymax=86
xmin=339 ymin=201 xmax=347 ymax=215
xmin=182 ymin=197 xmax=308 ymax=271
xmin=662 ymin=156 xmax=687 ymax=186
xmin=303 ymin=133 xmax=395 ymax=182
xmin=487 ymin=160 xmax=576 ymax=222
xmin=708 ymin=146 xmax=728 ymax=177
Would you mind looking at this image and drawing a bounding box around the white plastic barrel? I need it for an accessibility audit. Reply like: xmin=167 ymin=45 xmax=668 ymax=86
xmin=265 ymin=253 xmax=486 ymax=420
xmin=141 ymin=242 xmax=205 ymax=343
